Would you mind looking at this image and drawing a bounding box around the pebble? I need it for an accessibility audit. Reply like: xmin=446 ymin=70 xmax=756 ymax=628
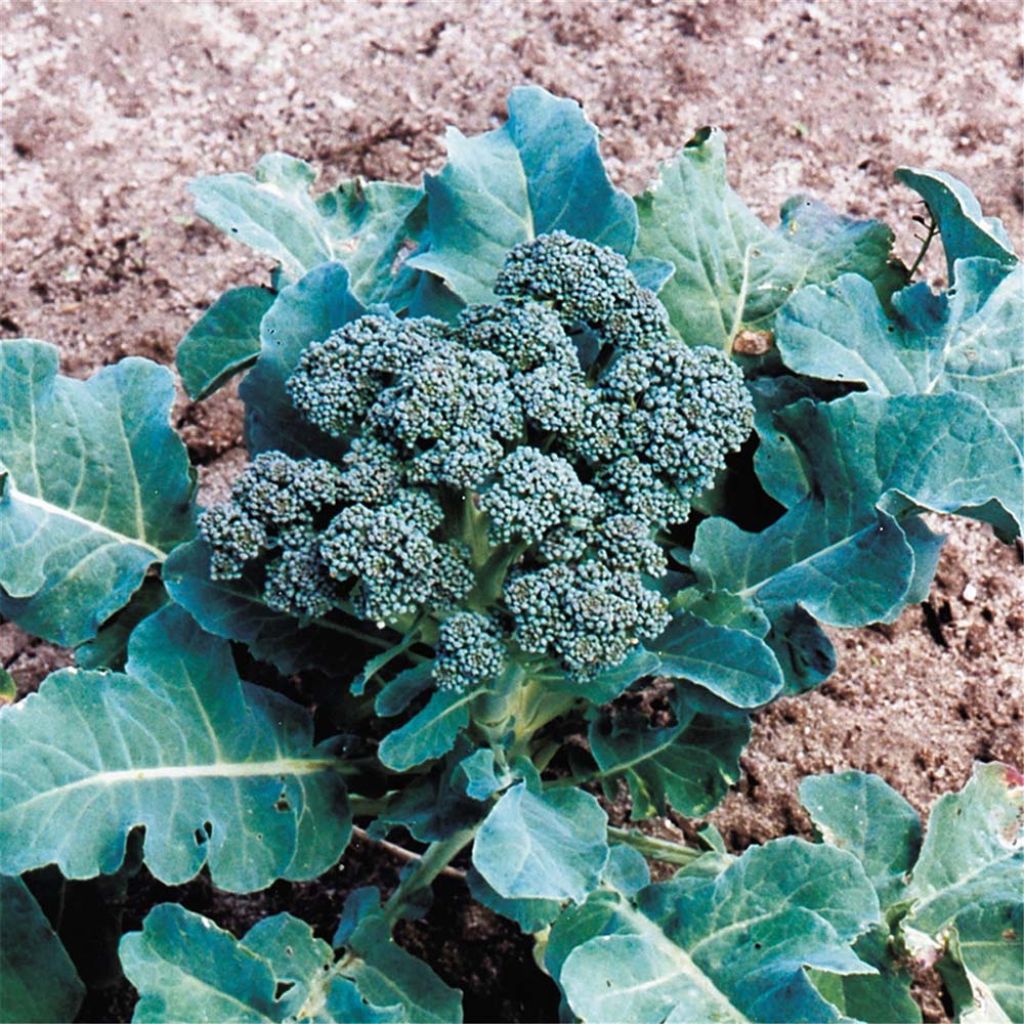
xmin=961 ymin=582 xmax=978 ymax=604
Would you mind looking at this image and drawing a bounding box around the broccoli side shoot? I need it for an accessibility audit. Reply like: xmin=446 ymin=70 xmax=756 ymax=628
xmin=200 ymin=232 xmax=754 ymax=690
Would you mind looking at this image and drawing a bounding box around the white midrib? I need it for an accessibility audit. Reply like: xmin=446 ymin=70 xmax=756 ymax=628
xmin=5 ymin=757 xmax=341 ymax=815
xmin=8 ymin=485 xmax=166 ymax=560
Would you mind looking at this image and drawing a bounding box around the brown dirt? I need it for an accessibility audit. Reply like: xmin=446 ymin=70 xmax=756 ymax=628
xmin=3 ymin=2 xmax=1022 ymax=1021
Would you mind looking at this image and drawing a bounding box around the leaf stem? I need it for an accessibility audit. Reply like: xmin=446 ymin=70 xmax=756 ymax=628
xmin=352 ymin=825 xmax=467 ymax=881
xmin=379 ymin=827 xmax=478 ymax=928
xmin=907 ymin=208 xmax=939 ymax=280
xmin=607 ymin=825 xmax=701 ymax=866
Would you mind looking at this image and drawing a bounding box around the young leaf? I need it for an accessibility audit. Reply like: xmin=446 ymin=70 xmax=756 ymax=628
xmin=633 ymin=127 xmax=902 ymax=350
xmin=377 ymin=687 xmax=476 ymax=772
xmin=800 ymin=770 xmax=922 ymax=907
xmin=0 ymin=606 xmax=350 ymax=892
xmin=589 ymin=700 xmax=750 ymax=819
xmin=0 ymin=341 xmax=195 ymax=645
xmin=473 ymin=783 xmax=609 ymax=903
xmin=895 ymin=167 xmax=1018 ymax=276
xmin=190 ymin=154 xmax=426 ymax=305
xmin=0 ymin=875 xmax=84 ymax=1024
xmin=553 ymin=837 xmax=880 ymax=1023
xmin=239 ymin=261 xmax=365 ymax=456
xmin=407 ymin=86 xmax=637 ymax=303
xmin=646 ymin=610 xmax=784 ymax=708
xmin=177 ymin=285 xmax=276 ymax=400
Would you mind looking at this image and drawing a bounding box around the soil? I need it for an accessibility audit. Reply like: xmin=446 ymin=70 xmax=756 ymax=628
xmin=2 ymin=2 xmax=1022 ymax=1022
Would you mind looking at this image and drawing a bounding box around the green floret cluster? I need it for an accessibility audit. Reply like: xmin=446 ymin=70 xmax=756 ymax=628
xmin=199 ymin=232 xmax=754 ymax=690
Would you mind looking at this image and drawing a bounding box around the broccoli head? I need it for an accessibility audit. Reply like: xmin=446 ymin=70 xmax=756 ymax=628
xmin=202 ymin=231 xmax=754 ymax=690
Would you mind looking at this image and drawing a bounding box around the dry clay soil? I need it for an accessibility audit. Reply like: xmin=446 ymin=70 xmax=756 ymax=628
xmin=2 ymin=2 xmax=1023 ymax=1022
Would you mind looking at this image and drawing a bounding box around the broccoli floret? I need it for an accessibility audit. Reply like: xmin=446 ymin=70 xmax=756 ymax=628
xmin=480 ymin=448 xmax=603 ymax=546
xmin=288 ymin=314 xmax=447 ymax=438
xmin=263 ymin=526 xmax=339 ymax=619
xmin=433 ymin=612 xmax=506 ymax=692
xmin=370 ymin=346 xmax=523 ymax=489
xmin=199 ymin=451 xmax=343 ymax=578
xmin=495 ymin=231 xmax=636 ymax=327
xmin=513 ymin=365 xmax=593 ymax=437
xmin=602 ymin=339 xmax=753 ymax=499
xmin=319 ymin=498 xmax=472 ymax=626
xmin=199 ymin=504 xmax=267 ymax=579
xmin=455 ymin=301 xmax=577 ymax=371
xmin=595 ymin=515 xmax=667 ymax=577
xmin=504 ymin=562 xmax=669 ymax=678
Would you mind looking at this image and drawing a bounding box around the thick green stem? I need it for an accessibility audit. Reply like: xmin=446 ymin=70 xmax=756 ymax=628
xmin=380 ymin=827 xmax=477 ymax=928
xmin=607 ymin=826 xmax=701 ymax=867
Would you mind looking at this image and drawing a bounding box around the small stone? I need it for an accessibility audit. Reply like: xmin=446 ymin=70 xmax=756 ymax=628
xmin=961 ymin=582 xmax=978 ymax=603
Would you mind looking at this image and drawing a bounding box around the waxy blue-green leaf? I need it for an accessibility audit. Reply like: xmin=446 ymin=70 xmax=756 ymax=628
xmin=633 ymin=127 xmax=902 ymax=349
xmin=776 ymin=261 xmax=1024 ymax=449
xmin=895 ymin=167 xmax=1017 ymax=276
xmin=177 ymin=285 xmax=276 ymax=400
xmin=554 ymin=837 xmax=880 ymax=1023
xmin=589 ymin=699 xmax=750 ymax=820
xmin=809 ymin=928 xmax=922 ymax=1024
xmin=190 ymin=154 xmax=426 ymax=305
xmin=0 ymin=341 xmax=195 ymax=646
xmin=239 ymin=261 xmax=365 ymax=456
xmin=695 ymin=387 xmax=1024 ymax=630
xmin=466 ymin=867 xmax=562 ymax=934
xmin=800 ymin=771 xmax=922 ymax=907
xmin=164 ymin=539 xmax=359 ymax=675
xmin=407 ymin=86 xmax=637 ymax=303
xmin=74 ymin=577 xmax=168 ymax=671
xmin=121 ymin=904 xmax=415 ymax=1023
xmin=0 ymin=875 xmax=84 ymax=1024
xmin=902 ymin=763 xmax=1023 ymax=1022
xmin=377 ymin=687 xmax=476 ymax=772
xmin=474 ymin=783 xmax=609 ymax=902
xmin=647 ymin=610 xmax=784 ymax=707
xmin=0 ymin=606 xmax=350 ymax=892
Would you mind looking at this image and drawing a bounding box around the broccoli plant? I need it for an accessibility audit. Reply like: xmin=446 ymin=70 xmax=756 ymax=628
xmin=1 ymin=88 xmax=1021 ymax=1024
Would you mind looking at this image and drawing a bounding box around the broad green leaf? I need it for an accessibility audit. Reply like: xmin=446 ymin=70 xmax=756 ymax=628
xmin=74 ymin=577 xmax=168 ymax=670
xmin=466 ymin=867 xmax=562 ymax=933
xmin=800 ymin=771 xmax=922 ymax=907
xmin=377 ymin=687 xmax=476 ymax=772
xmin=0 ymin=605 xmax=350 ymax=891
xmin=239 ymin=261 xmax=365 ymax=456
xmin=177 ymin=285 xmax=276 ymax=400
xmin=693 ymin=506 xmax=916 ymax=627
xmin=0 ymin=875 xmax=84 ymax=1024
xmin=895 ymin=167 xmax=1017 ymax=276
xmin=554 ymin=837 xmax=880 ymax=1023
xmin=646 ymin=610 xmax=784 ymax=707
xmin=408 ymin=86 xmax=637 ymax=303
xmin=948 ymin=902 xmax=1023 ymax=1024
xmin=190 ymin=154 xmax=426 ymax=305
xmin=344 ymin=916 xmax=464 ymax=1023
xmin=633 ymin=127 xmax=902 ymax=350
xmin=776 ymin=261 xmax=1024 ymax=448
xmin=902 ymin=763 xmax=1023 ymax=1022
xmin=474 ymin=783 xmax=609 ymax=902
xmin=809 ymin=928 xmax=921 ymax=1024
xmin=590 ymin=698 xmax=750 ymax=819
xmin=0 ymin=340 xmax=195 ymax=645
xmin=765 ymin=604 xmax=837 ymax=695
xmin=164 ymin=539 xmax=361 ymax=675
xmin=695 ymin=389 xmax=1024 ymax=631
xmin=452 ymin=748 xmax=504 ymax=801
xmin=121 ymin=905 xmax=416 ymax=1023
